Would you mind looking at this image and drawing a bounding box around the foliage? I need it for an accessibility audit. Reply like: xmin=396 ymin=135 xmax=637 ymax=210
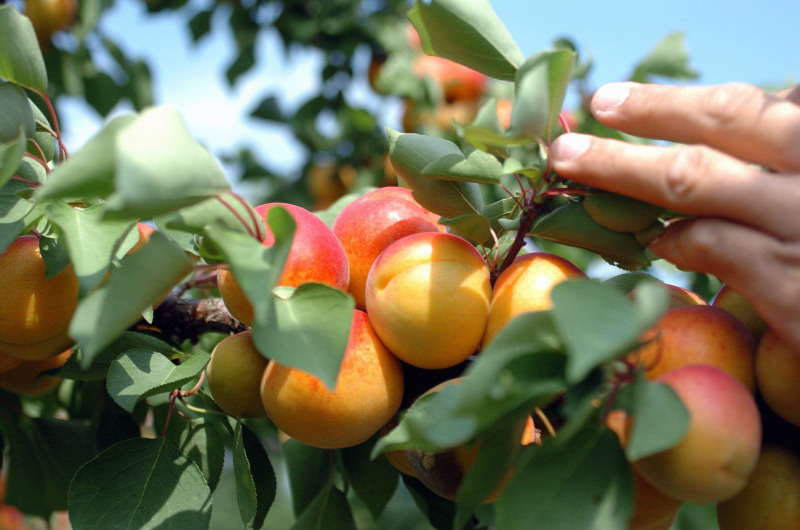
xmin=0 ymin=0 xmax=752 ymax=528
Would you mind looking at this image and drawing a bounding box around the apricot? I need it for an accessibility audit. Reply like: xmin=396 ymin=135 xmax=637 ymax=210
xmin=716 ymin=444 xmax=800 ymax=530
xmin=628 ymin=283 xmax=707 ymax=310
xmin=0 ymin=353 xmax=23 ymax=374
xmin=0 ymin=348 xmax=72 ymax=396
xmin=482 ymin=252 xmax=585 ymax=347
xmin=629 ymin=305 xmax=757 ymax=392
xmin=755 ymin=328 xmax=800 ymax=427
xmin=331 ymin=186 xmax=445 ymax=309
xmin=606 ymin=410 xmax=684 ymax=530
xmin=632 ymin=365 xmax=761 ymax=504
xmin=411 ymin=54 xmax=487 ymax=103
xmin=218 ymin=202 xmax=349 ymax=325
xmin=25 ymin=0 xmax=77 ymax=45
xmin=712 ymin=284 xmax=768 ymax=340
xmin=260 ymin=309 xmax=403 ymax=449
xmin=206 ymin=330 xmax=268 ymax=419
xmin=365 ymin=232 xmax=491 ymax=369
xmin=0 ymin=236 xmax=78 ymax=361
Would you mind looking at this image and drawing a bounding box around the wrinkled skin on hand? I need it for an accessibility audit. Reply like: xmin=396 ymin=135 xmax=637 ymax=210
xmin=550 ymin=82 xmax=800 ymax=350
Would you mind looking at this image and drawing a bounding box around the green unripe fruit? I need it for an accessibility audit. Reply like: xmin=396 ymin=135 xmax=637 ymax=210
xmin=207 ymin=331 xmax=268 ymax=419
xmin=583 ymin=190 xmax=664 ymax=233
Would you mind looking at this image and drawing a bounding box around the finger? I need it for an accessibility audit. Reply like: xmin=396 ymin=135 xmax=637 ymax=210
xmin=649 ymin=217 xmax=800 ymax=350
xmin=774 ymin=85 xmax=800 ymax=105
xmin=549 ymin=133 xmax=800 ymax=239
xmin=590 ymin=82 xmax=800 ymax=172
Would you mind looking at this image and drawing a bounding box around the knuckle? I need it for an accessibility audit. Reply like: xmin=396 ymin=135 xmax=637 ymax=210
xmin=663 ymin=145 xmax=709 ymax=205
xmin=704 ymin=82 xmax=763 ymax=131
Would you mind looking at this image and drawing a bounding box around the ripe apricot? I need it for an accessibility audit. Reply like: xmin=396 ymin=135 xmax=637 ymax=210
xmin=0 ymin=236 xmax=78 ymax=361
xmin=218 ymin=203 xmax=349 ymax=326
xmin=482 ymin=252 xmax=585 ymax=347
xmin=331 ymin=186 xmax=444 ymax=309
xmin=206 ymin=331 xmax=268 ymax=419
xmin=365 ymin=232 xmax=491 ymax=369
xmin=0 ymin=348 xmax=72 ymax=396
xmin=632 ymin=365 xmax=761 ymax=504
xmin=712 ymin=284 xmax=768 ymax=339
xmin=755 ymin=328 xmax=800 ymax=427
xmin=716 ymin=444 xmax=800 ymax=530
xmin=629 ymin=305 xmax=757 ymax=392
xmin=260 ymin=310 xmax=403 ymax=449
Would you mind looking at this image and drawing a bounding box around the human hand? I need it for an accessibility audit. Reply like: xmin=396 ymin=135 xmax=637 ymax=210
xmin=549 ymin=82 xmax=800 ymax=349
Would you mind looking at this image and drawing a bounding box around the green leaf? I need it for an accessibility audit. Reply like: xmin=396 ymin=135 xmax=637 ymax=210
xmin=257 ymin=283 xmax=354 ymax=392
xmin=457 ymin=98 xmax=531 ymax=151
xmin=340 ymin=435 xmax=399 ymax=521
xmin=106 ymin=349 xmax=209 ymax=413
xmin=35 ymin=114 xmax=137 ymax=201
xmin=69 ymin=232 xmax=195 ymax=364
xmin=550 ymin=279 xmax=663 ymax=383
xmin=630 ymin=32 xmax=699 ymax=83
xmin=511 ymin=49 xmax=576 ymax=141
xmin=375 ymin=311 xmax=565 ymax=455
xmin=626 ymin=374 xmax=690 ymax=460
xmin=291 ymin=484 xmax=357 ymax=530
xmin=400 ymin=474 xmax=457 ymax=530
xmin=38 ymin=234 xmax=70 ymax=277
xmin=283 ymin=439 xmax=330 ymax=517
xmin=159 ymin=191 xmax=265 ymax=238
xmin=0 ymin=82 xmax=35 ymax=142
xmin=437 ymin=213 xmax=491 ymax=244
xmin=103 ymin=107 xmax=230 ymax=218
xmin=0 ymin=409 xmax=96 ymax=518
xmin=386 ymin=127 xmax=483 ymax=219
xmin=495 ymin=426 xmax=634 ymax=530
xmin=45 ymin=202 xmax=136 ymax=295
xmin=0 ymin=193 xmax=33 ymax=252
xmin=0 ymin=130 xmax=26 ymax=189
xmin=170 ymin=418 xmax=225 ymax=493
xmin=530 ymin=202 xmax=652 ymax=271
xmin=232 ymin=420 xmax=276 ymax=530
xmin=408 ymin=0 xmax=524 ymax=81
xmin=422 ymin=148 xmax=503 ymax=185
xmin=0 ymin=5 xmax=48 ymax=91
xmin=68 ymin=437 xmax=212 ymax=530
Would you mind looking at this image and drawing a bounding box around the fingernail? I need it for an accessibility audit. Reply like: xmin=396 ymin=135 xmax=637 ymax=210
xmin=592 ymin=82 xmax=631 ymax=113
xmin=550 ymin=133 xmax=590 ymax=162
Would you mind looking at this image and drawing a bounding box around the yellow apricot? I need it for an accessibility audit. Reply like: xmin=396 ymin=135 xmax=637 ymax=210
xmin=206 ymin=331 xmax=268 ymax=419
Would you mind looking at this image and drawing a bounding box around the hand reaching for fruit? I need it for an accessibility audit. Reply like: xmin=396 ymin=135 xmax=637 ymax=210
xmin=549 ymin=81 xmax=800 ymax=350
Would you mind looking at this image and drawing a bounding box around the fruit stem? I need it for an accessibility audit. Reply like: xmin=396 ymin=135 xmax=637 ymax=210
xmin=534 ymin=407 xmax=557 ymax=438
xmin=34 ymin=90 xmax=68 ymax=162
xmin=214 ymin=194 xmax=260 ymax=240
xmin=162 ymin=390 xmax=179 ymax=438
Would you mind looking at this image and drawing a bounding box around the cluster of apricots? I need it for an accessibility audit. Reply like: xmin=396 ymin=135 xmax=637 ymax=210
xmin=0 ymin=223 xmax=156 ymax=398
xmin=209 ymin=185 xmax=800 ymax=524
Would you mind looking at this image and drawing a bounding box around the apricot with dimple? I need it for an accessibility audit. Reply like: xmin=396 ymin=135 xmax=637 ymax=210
xmin=632 ymin=365 xmax=761 ymax=504
xmin=260 ymin=309 xmax=403 ymax=449
xmin=365 ymin=232 xmax=491 ymax=369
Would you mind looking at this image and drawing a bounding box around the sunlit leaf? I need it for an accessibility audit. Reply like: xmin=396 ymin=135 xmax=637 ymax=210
xmin=0 ymin=5 xmax=48 ymax=91
xmin=68 ymin=437 xmax=212 ymax=530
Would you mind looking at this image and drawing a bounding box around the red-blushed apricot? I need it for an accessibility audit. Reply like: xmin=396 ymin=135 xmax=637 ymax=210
xmin=206 ymin=331 xmax=268 ymax=419
xmin=716 ymin=444 xmax=800 ymax=530
xmin=629 ymin=305 xmax=757 ymax=393
xmin=482 ymin=252 xmax=585 ymax=347
xmin=332 ymin=186 xmax=445 ymax=309
xmin=712 ymin=284 xmax=768 ymax=339
xmin=629 ymin=283 xmax=707 ymax=310
xmin=632 ymin=365 xmax=762 ymax=504
xmin=365 ymin=232 xmax=491 ymax=369
xmin=755 ymin=328 xmax=800 ymax=427
xmin=218 ymin=202 xmax=349 ymax=326
xmin=260 ymin=310 xmax=403 ymax=449
xmin=605 ymin=410 xmax=684 ymax=530
xmin=0 ymin=236 xmax=78 ymax=361
xmin=0 ymin=349 xmax=72 ymax=396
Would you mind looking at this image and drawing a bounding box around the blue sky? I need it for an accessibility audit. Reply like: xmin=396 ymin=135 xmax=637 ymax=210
xmin=60 ymin=0 xmax=799 ymax=178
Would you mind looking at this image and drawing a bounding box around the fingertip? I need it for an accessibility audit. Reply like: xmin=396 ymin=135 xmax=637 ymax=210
xmin=549 ymin=133 xmax=591 ymax=163
xmin=591 ymin=82 xmax=633 ymax=114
